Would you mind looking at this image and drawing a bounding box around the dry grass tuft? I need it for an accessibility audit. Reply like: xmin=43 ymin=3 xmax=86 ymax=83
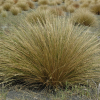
xmin=72 ymin=8 xmax=97 ymax=26
xmin=38 ymin=0 xmax=49 ymax=5
xmin=32 ymin=0 xmax=38 ymax=2
xmin=48 ymin=6 xmax=65 ymax=16
xmin=48 ymin=1 xmax=57 ymax=6
xmin=0 ymin=16 xmax=100 ymax=90
xmin=26 ymin=10 xmax=47 ymax=25
xmin=1 ymin=10 xmax=7 ymax=17
xmin=27 ymin=1 xmax=34 ymax=9
xmin=0 ymin=0 xmax=4 ymax=5
xmin=16 ymin=2 xmax=29 ymax=11
xmin=55 ymin=0 xmax=62 ymax=5
xmin=13 ymin=0 xmax=18 ymax=4
xmin=37 ymin=5 xmax=48 ymax=11
xmin=60 ymin=5 xmax=67 ymax=12
xmin=65 ymin=0 xmax=73 ymax=5
xmin=90 ymin=4 xmax=100 ymax=15
xmin=10 ymin=6 xmax=21 ymax=15
xmin=3 ymin=3 xmax=12 ymax=11
xmin=80 ymin=3 xmax=90 ymax=8
xmin=0 ymin=7 xmax=3 ymax=13
xmin=67 ymin=6 xmax=75 ymax=13
xmin=79 ymin=0 xmax=84 ymax=4
xmin=5 ymin=0 xmax=15 ymax=4
xmin=72 ymin=2 xmax=80 ymax=9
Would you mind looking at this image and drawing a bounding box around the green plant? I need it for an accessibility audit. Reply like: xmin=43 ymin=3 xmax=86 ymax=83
xmin=0 ymin=16 xmax=100 ymax=91
xmin=72 ymin=8 xmax=98 ymax=26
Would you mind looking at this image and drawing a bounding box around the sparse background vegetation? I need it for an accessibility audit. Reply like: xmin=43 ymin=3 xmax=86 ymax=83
xmin=0 ymin=0 xmax=100 ymax=100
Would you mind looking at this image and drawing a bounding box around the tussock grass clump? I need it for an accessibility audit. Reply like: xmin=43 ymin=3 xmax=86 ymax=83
xmin=55 ymin=0 xmax=62 ymax=5
xmin=3 ymin=3 xmax=12 ymax=11
xmin=13 ymin=0 xmax=18 ymax=4
xmin=5 ymin=0 xmax=15 ymax=4
xmin=80 ymin=3 xmax=90 ymax=8
xmin=37 ymin=5 xmax=48 ymax=11
xmin=48 ymin=1 xmax=57 ymax=6
xmin=48 ymin=7 xmax=65 ymax=16
xmin=67 ymin=6 xmax=75 ymax=13
xmin=38 ymin=0 xmax=49 ymax=5
xmin=90 ymin=4 xmax=100 ymax=15
xmin=1 ymin=10 xmax=7 ymax=17
xmin=27 ymin=1 xmax=34 ymax=9
xmin=26 ymin=10 xmax=47 ymax=25
xmin=10 ymin=6 xmax=21 ymax=15
xmin=72 ymin=8 xmax=97 ymax=26
xmin=0 ymin=1 xmax=4 ymax=5
xmin=60 ymin=5 xmax=67 ymax=12
xmin=72 ymin=2 xmax=80 ymax=9
xmin=0 ymin=7 xmax=3 ymax=13
xmin=16 ymin=2 xmax=29 ymax=11
xmin=65 ymin=0 xmax=73 ymax=5
xmin=32 ymin=0 xmax=38 ymax=2
xmin=0 ymin=16 xmax=100 ymax=90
